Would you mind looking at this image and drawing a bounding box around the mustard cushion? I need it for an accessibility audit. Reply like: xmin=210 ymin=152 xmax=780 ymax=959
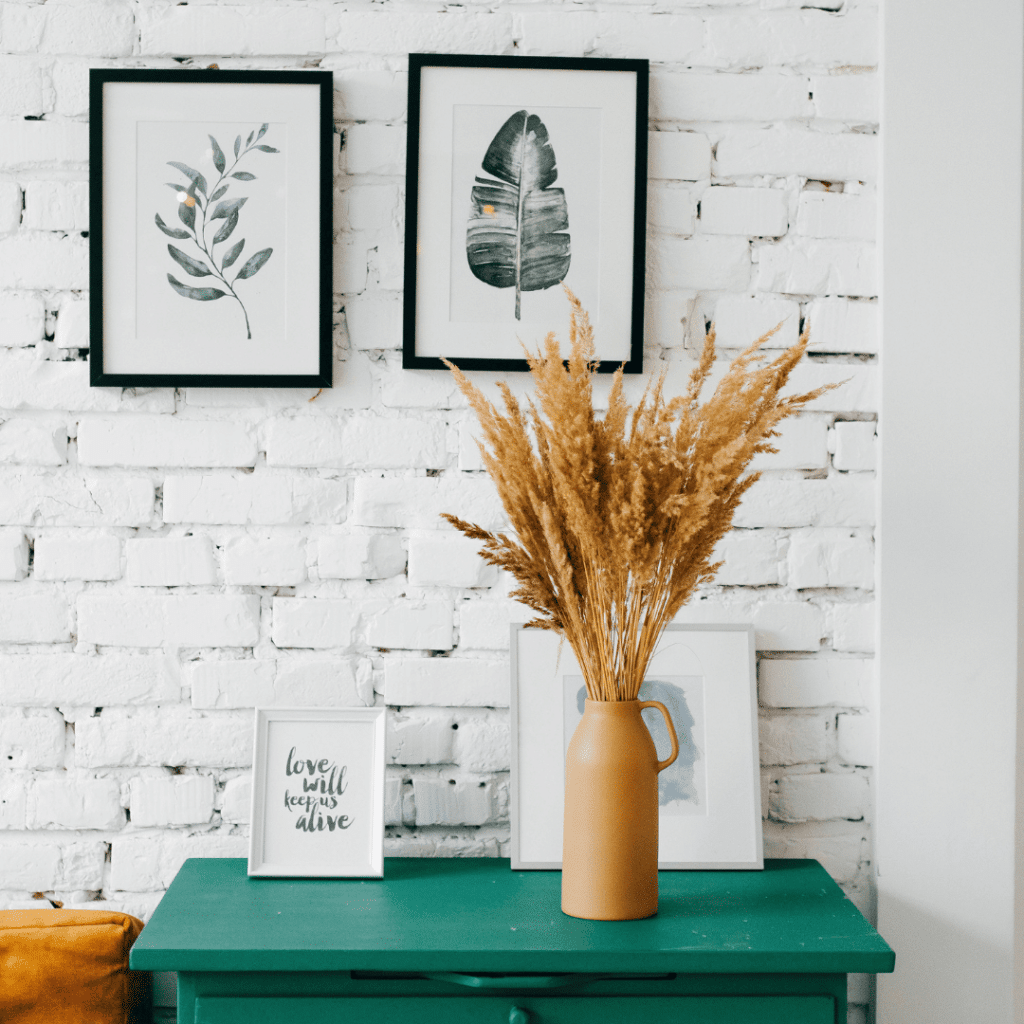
xmin=0 ymin=909 xmax=151 ymax=1024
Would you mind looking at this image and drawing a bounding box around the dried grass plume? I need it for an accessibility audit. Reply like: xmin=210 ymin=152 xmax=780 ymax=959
xmin=442 ymin=290 xmax=835 ymax=702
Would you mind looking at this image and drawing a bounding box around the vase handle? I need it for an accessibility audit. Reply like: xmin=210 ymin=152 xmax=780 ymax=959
xmin=638 ymin=700 xmax=679 ymax=772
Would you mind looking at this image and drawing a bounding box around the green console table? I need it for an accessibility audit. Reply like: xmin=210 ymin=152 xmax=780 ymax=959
xmin=131 ymin=857 xmax=894 ymax=1024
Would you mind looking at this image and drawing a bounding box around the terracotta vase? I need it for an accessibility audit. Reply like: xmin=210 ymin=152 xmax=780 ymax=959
xmin=561 ymin=698 xmax=679 ymax=921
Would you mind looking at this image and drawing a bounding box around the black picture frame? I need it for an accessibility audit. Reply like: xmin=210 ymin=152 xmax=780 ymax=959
xmin=403 ymin=54 xmax=648 ymax=374
xmin=89 ymin=69 xmax=333 ymax=389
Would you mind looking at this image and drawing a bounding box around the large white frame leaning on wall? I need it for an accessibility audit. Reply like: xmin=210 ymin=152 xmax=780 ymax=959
xmin=510 ymin=623 xmax=762 ymax=870
xmin=248 ymin=707 xmax=386 ymax=878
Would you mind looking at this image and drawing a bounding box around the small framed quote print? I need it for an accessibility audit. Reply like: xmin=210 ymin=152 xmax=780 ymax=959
xmin=510 ymin=624 xmax=763 ymax=871
xmin=89 ymin=69 xmax=333 ymax=388
xmin=248 ymin=707 xmax=386 ymax=878
xmin=403 ymin=54 xmax=649 ymax=373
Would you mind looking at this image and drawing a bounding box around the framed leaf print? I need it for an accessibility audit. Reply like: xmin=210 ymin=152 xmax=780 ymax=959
xmin=89 ymin=69 xmax=333 ymax=388
xmin=403 ymin=55 xmax=648 ymax=373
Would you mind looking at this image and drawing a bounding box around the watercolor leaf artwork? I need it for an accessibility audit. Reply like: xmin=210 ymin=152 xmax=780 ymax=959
xmin=466 ymin=110 xmax=570 ymax=320
xmin=156 ymin=123 xmax=278 ymax=339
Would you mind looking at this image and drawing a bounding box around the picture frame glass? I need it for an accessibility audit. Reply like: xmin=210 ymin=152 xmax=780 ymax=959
xmin=511 ymin=624 xmax=763 ymax=870
xmin=248 ymin=707 xmax=386 ymax=878
xmin=91 ymin=71 xmax=332 ymax=388
xmin=404 ymin=56 xmax=648 ymax=373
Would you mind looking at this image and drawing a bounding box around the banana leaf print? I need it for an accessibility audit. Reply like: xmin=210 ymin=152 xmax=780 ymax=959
xmin=156 ymin=125 xmax=279 ymax=339
xmin=467 ymin=110 xmax=570 ymax=320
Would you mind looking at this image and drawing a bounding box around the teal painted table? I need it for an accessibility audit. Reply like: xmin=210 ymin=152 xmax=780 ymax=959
xmin=131 ymin=857 xmax=894 ymax=1024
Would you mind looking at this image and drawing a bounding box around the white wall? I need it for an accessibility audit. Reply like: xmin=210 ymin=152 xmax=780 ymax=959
xmin=0 ymin=4 xmax=878 ymax=1020
xmin=877 ymin=0 xmax=1024 ymax=1020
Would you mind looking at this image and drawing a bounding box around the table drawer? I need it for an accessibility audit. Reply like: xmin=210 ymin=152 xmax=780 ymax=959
xmin=194 ymin=994 xmax=834 ymax=1024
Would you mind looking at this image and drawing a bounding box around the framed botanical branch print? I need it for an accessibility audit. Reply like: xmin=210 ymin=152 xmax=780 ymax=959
xmin=403 ymin=54 xmax=648 ymax=373
xmin=89 ymin=69 xmax=332 ymax=388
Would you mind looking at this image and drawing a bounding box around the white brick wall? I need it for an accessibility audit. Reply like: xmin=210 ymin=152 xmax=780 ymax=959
xmin=0 ymin=7 xmax=878 ymax=1017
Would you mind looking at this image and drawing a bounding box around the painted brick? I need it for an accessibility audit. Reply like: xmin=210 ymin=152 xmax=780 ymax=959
xmin=705 ymin=9 xmax=877 ymax=68
xmin=220 ymin=776 xmax=251 ymax=824
xmin=700 ymin=186 xmax=790 ymax=237
xmin=222 ymin=536 xmax=307 ymax=586
xmin=650 ymin=235 xmax=751 ymax=291
xmin=760 ymin=658 xmax=874 ymax=708
xmin=380 ymin=370 xmax=463 ymax=411
xmin=79 ymin=417 xmax=257 ymax=469
xmin=652 ymin=71 xmax=811 ymax=122
xmin=408 ymin=532 xmax=497 ymax=589
xmin=0 ymin=590 xmax=69 ymax=643
xmin=0 ymin=840 xmax=104 ymax=890
xmin=162 ymin=473 xmax=348 ymax=526
xmin=795 ymin=190 xmax=876 ymax=240
xmin=328 ymin=11 xmax=513 ymax=56
xmin=125 ymin=537 xmax=217 ymax=587
xmin=514 ymin=11 xmax=598 ymax=56
xmin=383 ymin=775 xmax=403 ymax=827
xmin=716 ymin=128 xmax=876 ymax=183
xmin=187 ymin=660 xmax=276 ymax=709
xmin=453 ymin=711 xmax=510 ymax=772
xmin=0 ymin=294 xmax=44 ymax=347
xmin=0 ymin=353 xmax=123 ymax=413
xmin=28 ymin=777 xmax=124 ymax=831
xmin=458 ymin=599 xmax=533 ymax=651
xmin=0 ymin=708 xmax=64 ymax=769
xmin=388 ymin=709 xmax=455 ymax=766
xmin=51 ymin=59 xmax=91 ymax=118
xmin=648 ymin=131 xmax=711 ymax=182
xmin=0 ymin=180 xmax=20 ymax=234
xmin=78 ymin=593 xmax=260 ymax=648
xmin=713 ymin=530 xmax=782 ymax=586
xmin=831 ymin=602 xmax=875 ymax=653
xmin=343 ymin=123 xmax=405 ymax=176
xmin=786 ymin=529 xmax=874 ymax=589
xmin=334 ymin=236 xmax=370 ymax=295
xmin=805 ymin=298 xmax=878 ymax=354
xmin=76 ymin=709 xmax=252 ymax=769
xmin=6 ymin=2 xmax=136 ymax=57
xmin=837 ymin=712 xmax=876 ymax=766
xmin=344 ymin=292 xmax=402 ymax=351
xmin=762 ymin=825 xmax=865 ymax=884
xmin=754 ymin=239 xmax=876 ymax=296
xmin=0 ymin=771 xmax=27 ymax=828
xmin=34 ymin=532 xmax=121 ymax=581
xmin=675 ymin=598 xmax=823 ymax=651
xmin=787 ymin=362 xmax=877 ymax=415
xmin=367 ymin=602 xmax=453 ymax=652
xmin=0 ymin=122 xmax=88 ymax=170
xmin=331 ymin=69 xmax=407 ymax=122
xmin=384 ymin=658 xmax=509 ymax=708
xmin=0 ymin=654 xmax=179 ymax=707
xmin=711 ymin=295 xmax=799 ymax=351
xmin=351 ymin=476 xmax=504 ymax=532
xmin=0 ymin=528 xmax=27 ymax=581
xmin=759 ymin=715 xmax=828 ymax=765
xmin=733 ymin=476 xmax=874 ymax=529
xmin=0 ymin=418 xmax=68 ymax=466
xmin=831 ymin=421 xmax=876 ymax=471
xmin=139 ymin=6 xmax=326 ymax=56
xmin=129 ymin=776 xmax=215 ymax=828
xmin=751 ymin=415 xmax=829 ymax=471
xmin=53 ymin=296 xmax=88 ymax=349
xmin=272 ymin=599 xmax=361 ymax=649
xmin=0 ymin=470 xmax=154 ymax=527
xmin=110 ymin=833 xmax=248 ymax=891
xmin=595 ymin=12 xmax=703 ymax=62
xmin=0 ymin=57 xmax=47 ymax=118
xmin=811 ymin=73 xmax=879 ymax=122
xmin=648 ymin=184 xmax=695 ymax=236
xmin=0 ymin=233 xmax=88 ymax=289
xmin=337 ymin=183 xmax=401 ymax=233
xmin=770 ymin=771 xmax=870 ymax=822
xmin=412 ymin=774 xmax=502 ymax=827
xmin=22 ymin=181 xmax=88 ymax=232
xmin=273 ymin=659 xmax=373 ymax=707
xmin=265 ymin=416 xmax=446 ymax=469
xmin=318 ymin=532 xmax=406 ymax=580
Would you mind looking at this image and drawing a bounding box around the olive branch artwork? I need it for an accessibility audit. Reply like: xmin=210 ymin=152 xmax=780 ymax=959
xmin=155 ymin=124 xmax=278 ymax=339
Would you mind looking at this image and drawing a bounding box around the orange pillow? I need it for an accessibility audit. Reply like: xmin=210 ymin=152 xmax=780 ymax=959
xmin=0 ymin=909 xmax=151 ymax=1024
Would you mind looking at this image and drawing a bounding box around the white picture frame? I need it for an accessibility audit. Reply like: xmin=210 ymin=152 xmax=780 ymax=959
xmin=510 ymin=623 xmax=763 ymax=871
xmin=248 ymin=707 xmax=386 ymax=878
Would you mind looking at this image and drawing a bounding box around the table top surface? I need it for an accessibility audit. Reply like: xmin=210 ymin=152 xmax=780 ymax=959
xmin=130 ymin=857 xmax=894 ymax=975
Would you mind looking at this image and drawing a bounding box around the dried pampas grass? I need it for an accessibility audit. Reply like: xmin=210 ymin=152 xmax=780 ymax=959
xmin=442 ymin=290 xmax=834 ymax=702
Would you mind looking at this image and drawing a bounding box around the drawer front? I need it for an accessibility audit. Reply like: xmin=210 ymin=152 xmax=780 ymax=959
xmin=194 ymin=994 xmax=834 ymax=1024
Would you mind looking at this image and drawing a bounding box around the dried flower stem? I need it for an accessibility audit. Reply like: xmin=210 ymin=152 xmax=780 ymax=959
xmin=443 ymin=290 xmax=835 ymax=701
